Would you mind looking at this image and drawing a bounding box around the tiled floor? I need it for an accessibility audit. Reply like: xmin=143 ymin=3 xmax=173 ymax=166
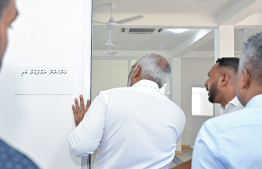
xmin=169 ymin=161 xmax=177 ymax=168
xmin=90 ymin=148 xmax=193 ymax=168
xmin=175 ymin=148 xmax=193 ymax=162
xmin=170 ymin=148 xmax=193 ymax=168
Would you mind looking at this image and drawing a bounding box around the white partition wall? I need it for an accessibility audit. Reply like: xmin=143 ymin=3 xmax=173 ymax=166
xmin=92 ymin=59 xmax=129 ymax=100
xmin=0 ymin=0 xmax=92 ymax=168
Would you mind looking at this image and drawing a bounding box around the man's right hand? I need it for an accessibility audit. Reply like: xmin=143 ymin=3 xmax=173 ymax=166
xmin=72 ymin=95 xmax=91 ymax=127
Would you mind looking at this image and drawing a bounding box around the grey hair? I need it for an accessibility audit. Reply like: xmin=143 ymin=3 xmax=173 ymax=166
xmin=137 ymin=53 xmax=171 ymax=88
xmin=0 ymin=0 xmax=10 ymax=18
xmin=240 ymin=32 xmax=262 ymax=81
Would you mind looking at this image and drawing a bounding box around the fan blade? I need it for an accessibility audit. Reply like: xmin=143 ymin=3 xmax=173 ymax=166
xmin=110 ymin=52 xmax=117 ymax=56
xmin=116 ymin=15 xmax=144 ymax=24
xmin=106 ymin=41 xmax=114 ymax=46
xmin=106 ymin=49 xmax=117 ymax=55
xmin=106 ymin=52 xmax=117 ymax=57
xmin=93 ymin=20 xmax=106 ymax=25
xmin=112 ymin=40 xmax=130 ymax=48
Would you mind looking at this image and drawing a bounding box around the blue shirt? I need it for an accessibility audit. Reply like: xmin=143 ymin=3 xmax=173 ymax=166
xmin=0 ymin=138 xmax=39 ymax=169
xmin=192 ymin=94 xmax=262 ymax=169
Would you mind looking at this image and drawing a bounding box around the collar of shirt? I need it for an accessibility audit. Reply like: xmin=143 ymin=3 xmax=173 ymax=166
xmin=245 ymin=94 xmax=262 ymax=108
xmin=220 ymin=96 xmax=239 ymax=110
xmin=132 ymin=79 xmax=160 ymax=90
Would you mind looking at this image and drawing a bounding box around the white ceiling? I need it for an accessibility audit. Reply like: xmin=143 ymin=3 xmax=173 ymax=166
xmin=196 ymin=28 xmax=262 ymax=51
xmin=93 ymin=27 xmax=199 ymax=51
xmin=92 ymin=0 xmax=262 ymax=58
xmin=93 ymin=0 xmax=237 ymax=15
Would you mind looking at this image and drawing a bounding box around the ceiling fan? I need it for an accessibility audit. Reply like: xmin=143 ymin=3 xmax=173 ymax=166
xmin=106 ymin=28 xmax=114 ymax=46
xmin=93 ymin=3 xmax=144 ymax=27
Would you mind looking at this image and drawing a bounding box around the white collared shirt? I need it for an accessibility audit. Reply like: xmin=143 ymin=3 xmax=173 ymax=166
xmin=220 ymin=96 xmax=244 ymax=115
xmin=69 ymin=80 xmax=186 ymax=169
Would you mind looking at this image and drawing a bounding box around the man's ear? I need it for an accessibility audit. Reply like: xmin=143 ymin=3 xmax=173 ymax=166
xmin=221 ymin=73 xmax=229 ymax=87
xmin=133 ymin=65 xmax=141 ymax=79
xmin=241 ymin=68 xmax=250 ymax=89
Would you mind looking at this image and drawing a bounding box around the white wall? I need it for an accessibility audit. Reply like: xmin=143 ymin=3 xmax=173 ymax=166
xmin=0 ymin=0 xmax=91 ymax=168
xmin=92 ymin=59 xmax=128 ymax=100
xmin=181 ymin=58 xmax=214 ymax=146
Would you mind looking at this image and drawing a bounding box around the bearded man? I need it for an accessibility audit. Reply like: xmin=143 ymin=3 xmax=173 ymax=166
xmin=205 ymin=57 xmax=243 ymax=115
xmin=172 ymin=57 xmax=243 ymax=169
xmin=192 ymin=32 xmax=262 ymax=169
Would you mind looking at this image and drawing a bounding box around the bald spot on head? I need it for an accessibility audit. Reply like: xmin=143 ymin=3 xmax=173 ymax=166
xmin=150 ymin=54 xmax=170 ymax=74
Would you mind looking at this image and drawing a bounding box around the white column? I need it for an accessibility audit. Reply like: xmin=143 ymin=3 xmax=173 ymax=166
xmin=172 ymin=57 xmax=183 ymax=152
xmin=214 ymin=26 xmax=234 ymax=116
xmin=214 ymin=26 xmax=234 ymax=60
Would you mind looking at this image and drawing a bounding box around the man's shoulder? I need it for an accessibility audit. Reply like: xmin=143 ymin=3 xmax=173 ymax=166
xmin=0 ymin=138 xmax=39 ymax=168
xmin=205 ymin=107 xmax=262 ymax=133
xmin=99 ymin=87 xmax=132 ymax=95
xmin=97 ymin=87 xmax=135 ymax=103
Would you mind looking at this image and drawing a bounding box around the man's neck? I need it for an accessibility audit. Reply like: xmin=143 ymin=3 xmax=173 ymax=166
xmin=220 ymin=95 xmax=236 ymax=107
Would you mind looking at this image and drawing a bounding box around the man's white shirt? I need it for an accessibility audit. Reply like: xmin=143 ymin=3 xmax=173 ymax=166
xmin=220 ymin=96 xmax=244 ymax=115
xmin=69 ymin=80 xmax=186 ymax=169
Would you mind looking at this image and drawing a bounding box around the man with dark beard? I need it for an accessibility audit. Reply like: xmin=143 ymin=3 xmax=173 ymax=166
xmin=205 ymin=57 xmax=243 ymax=115
xmin=171 ymin=57 xmax=243 ymax=169
xmin=192 ymin=32 xmax=262 ymax=169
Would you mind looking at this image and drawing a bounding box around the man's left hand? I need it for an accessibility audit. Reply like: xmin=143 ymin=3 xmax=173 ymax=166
xmin=72 ymin=95 xmax=91 ymax=127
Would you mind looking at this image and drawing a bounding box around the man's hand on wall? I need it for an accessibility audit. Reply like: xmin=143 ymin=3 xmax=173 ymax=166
xmin=72 ymin=95 xmax=91 ymax=127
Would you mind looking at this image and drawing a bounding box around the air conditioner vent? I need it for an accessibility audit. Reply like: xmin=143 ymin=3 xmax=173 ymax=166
xmin=129 ymin=28 xmax=155 ymax=33
xmin=121 ymin=28 xmax=162 ymax=34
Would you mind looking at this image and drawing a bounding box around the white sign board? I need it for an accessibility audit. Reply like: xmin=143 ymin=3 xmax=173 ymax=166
xmin=15 ymin=65 xmax=73 ymax=95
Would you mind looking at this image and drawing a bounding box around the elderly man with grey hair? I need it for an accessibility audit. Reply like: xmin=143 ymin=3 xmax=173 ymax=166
xmin=192 ymin=32 xmax=262 ymax=169
xmin=70 ymin=53 xmax=186 ymax=169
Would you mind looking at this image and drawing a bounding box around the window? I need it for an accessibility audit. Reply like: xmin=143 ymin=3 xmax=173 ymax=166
xmin=192 ymin=87 xmax=213 ymax=116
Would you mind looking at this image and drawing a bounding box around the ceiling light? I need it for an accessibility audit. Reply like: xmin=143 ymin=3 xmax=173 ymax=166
xmin=168 ymin=29 xmax=188 ymax=33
